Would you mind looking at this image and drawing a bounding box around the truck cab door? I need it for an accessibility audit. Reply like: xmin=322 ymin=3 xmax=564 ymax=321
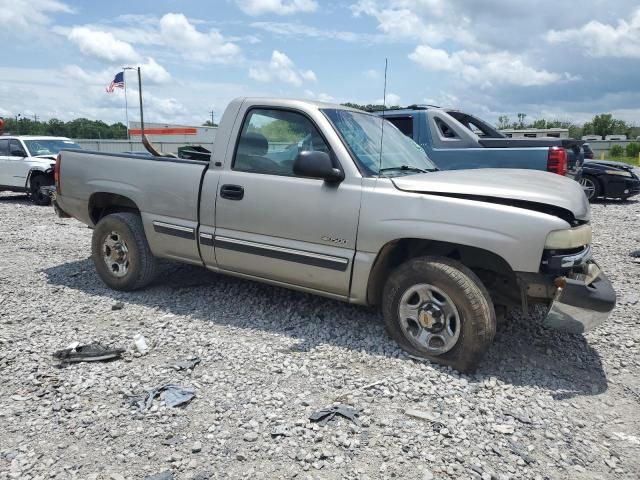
xmin=211 ymin=107 xmax=361 ymax=298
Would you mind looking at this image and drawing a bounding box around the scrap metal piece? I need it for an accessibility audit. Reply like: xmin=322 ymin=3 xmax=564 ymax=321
xmin=309 ymin=405 xmax=360 ymax=426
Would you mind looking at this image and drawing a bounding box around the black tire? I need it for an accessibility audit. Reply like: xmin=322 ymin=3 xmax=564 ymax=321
xmin=382 ymin=256 xmax=496 ymax=373
xmin=91 ymin=212 xmax=157 ymax=291
xmin=29 ymin=174 xmax=52 ymax=206
xmin=580 ymin=175 xmax=601 ymax=201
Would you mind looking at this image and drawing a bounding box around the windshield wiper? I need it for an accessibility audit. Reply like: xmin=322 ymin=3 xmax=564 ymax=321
xmin=379 ymin=165 xmax=436 ymax=175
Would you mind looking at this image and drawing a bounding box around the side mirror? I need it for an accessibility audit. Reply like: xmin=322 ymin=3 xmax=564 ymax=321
xmin=293 ymin=150 xmax=344 ymax=183
xmin=11 ymin=149 xmax=26 ymax=157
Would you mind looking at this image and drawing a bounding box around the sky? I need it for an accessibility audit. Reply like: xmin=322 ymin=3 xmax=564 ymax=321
xmin=1 ymin=0 xmax=640 ymax=127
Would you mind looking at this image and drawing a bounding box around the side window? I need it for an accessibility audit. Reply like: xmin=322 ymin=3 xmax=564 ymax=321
xmin=434 ymin=118 xmax=459 ymax=139
xmin=9 ymin=140 xmax=25 ymax=156
xmin=387 ymin=117 xmax=413 ymax=138
xmin=0 ymin=139 xmax=8 ymax=156
xmin=233 ymin=108 xmax=330 ymax=176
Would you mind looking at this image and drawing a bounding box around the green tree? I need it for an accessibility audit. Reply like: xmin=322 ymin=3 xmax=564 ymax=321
xmin=517 ymin=113 xmax=527 ymax=129
xmin=497 ymin=115 xmax=511 ymax=129
xmin=583 ymin=114 xmax=632 ymax=138
xmin=203 ymin=120 xmax=218 ymax=127
xmin=341 ymin=102 xmax=402 ymax=112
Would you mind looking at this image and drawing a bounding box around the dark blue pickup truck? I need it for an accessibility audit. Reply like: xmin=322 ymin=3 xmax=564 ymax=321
xmin=376 ymin=106 xmax=583 ymax=179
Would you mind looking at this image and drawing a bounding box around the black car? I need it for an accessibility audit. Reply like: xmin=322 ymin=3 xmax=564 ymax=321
xmin=580 ymin=159 xmax=640 ymax=201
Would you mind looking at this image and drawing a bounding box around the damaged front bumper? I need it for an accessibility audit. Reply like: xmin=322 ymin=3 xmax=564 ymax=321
xmin=544 ymin=262 xmax=616 ymax=334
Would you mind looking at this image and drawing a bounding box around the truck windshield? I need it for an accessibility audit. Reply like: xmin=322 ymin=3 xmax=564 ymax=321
xmin=322 ymin=109 xmax=437 ymax=176
xmin=24 ymin=139 xmax=81 ymax=156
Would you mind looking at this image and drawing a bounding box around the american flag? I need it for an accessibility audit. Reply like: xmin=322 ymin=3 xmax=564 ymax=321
xmin=106 ymin=72 xmax=125 ymax=93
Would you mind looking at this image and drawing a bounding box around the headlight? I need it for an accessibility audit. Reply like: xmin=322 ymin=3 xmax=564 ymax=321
xmin=545 ymin=224 xmax=592 ymax=249
xmin=605 ymin=169 xmax=633 ymax=177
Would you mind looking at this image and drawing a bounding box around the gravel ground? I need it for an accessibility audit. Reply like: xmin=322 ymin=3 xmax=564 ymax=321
xmin=1 ymin=192 xmax=639 ymax=480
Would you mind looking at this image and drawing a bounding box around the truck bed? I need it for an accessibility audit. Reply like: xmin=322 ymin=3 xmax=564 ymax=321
xmin=57 ymin=149 xmax=209 ymax=226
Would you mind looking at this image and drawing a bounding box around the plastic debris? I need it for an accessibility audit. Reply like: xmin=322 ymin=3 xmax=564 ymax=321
xmin=171 ymin=356 xmax=201 ymax=371
xmin=53 ymin=342 xmax=125 ymax=364
xmin=127 ymin=384 xmax=195 ymax=411
xmin=309 ymin=404 xmax=360 ymax=426
xmin=133 ymin=334 xmax=149 ymax=353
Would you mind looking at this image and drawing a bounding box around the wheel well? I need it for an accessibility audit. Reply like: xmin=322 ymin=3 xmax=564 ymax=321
xmin=366 ymin=238 xmax=520 ymax=307
xmin=27 ymin=169 xmax=52 ymax=187
xmin=89 ymin=193 xmax=140 ymax=225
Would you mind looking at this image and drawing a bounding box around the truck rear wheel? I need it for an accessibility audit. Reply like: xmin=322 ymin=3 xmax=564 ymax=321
xmin=91 ymin=212 xmax=157 ymax=291
xmin=382 ymin=256 xmax=496 ymax=373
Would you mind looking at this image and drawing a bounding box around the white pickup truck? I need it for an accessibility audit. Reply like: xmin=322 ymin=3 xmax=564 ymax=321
xmin=54 ymin=98 xmax=616 ymax=372
xmin=0 ymin=136 xmax=81 ymax=205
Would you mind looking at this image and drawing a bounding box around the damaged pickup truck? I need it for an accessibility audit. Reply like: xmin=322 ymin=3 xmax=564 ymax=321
xmin=54 ymin=98 xmax=616 ymax=372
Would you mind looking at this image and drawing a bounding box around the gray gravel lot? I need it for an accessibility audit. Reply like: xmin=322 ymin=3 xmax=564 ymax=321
xmin=1 ymin=192 xmax=639 ymax=480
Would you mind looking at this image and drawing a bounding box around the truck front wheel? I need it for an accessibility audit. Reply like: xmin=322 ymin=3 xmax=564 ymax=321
xmin=29 ymin=174 xmax=53 ymax=206
xmin=91 ymin=212 xmax=157 ymax=291
xmin=382 ymin=256 xmax=496 ymax=373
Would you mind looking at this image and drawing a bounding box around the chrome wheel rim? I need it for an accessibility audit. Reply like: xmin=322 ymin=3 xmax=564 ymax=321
xmin=580 ymin=177 xmax=596 ymax=199
xmin=398 ymin=284 xmax=461 ymax=355
xmin=102 ymin=231 xmax=130 ymax=278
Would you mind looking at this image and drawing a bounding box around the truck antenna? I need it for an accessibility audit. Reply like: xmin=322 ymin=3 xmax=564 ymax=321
xmin=378 ymin=58 xmax=388 ymax=176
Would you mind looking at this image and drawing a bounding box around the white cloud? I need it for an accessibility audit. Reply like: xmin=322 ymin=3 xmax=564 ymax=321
xmin=66 ymin=26 xmax=140 ymax=63
xmin=351 ymin=0 xmax=477 ymax=47
xmin=139 ymin=57 xmax=171 ymax=84
xmin=547 ymin=9 xmax=640 ymax=58
xmin=236 ymin=0 xmax=318 ymax=16
xmin=409 ymin=45 xmax=570 ymax=87
xmin=0 ymin=0 xmax=73 ymax=30
xmin=158 ymin=13 xmax=241 ymax=64
xmin=249 ymin=50 xmax=317 ymax=87
xmin=365 ymin=69 xmax=380 ymax=79
xmin=250 ymin=21 xmax=380 ymax=42
xmin=375 ymin=93 xmax=401 ymax=106
xmin=304 ymin=90 xmax=336 ymax=103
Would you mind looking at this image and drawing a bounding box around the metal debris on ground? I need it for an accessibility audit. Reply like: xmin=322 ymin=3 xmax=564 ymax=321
xmin=171 ymin=356 xmax=201 ymax=371
xmin=127 ymin=383 xmax=195 ymax=411
xmin=53 ymin=342 xmax=125 ymax=364
xmin=270 ymin=425 xmax=291 ymax=438
xmin=309 ymin=404 xmax=360 ymax=426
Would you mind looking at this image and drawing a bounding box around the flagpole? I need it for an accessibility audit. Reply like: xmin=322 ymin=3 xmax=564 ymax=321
xmin=123 ymin=68 xmax=130 ymax=140
xmin=137 ymin=66 xmax=144 ymax=136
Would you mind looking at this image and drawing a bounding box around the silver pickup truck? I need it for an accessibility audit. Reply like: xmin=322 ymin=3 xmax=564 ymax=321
xmin=54 ymin=98 xmax=616 ymax=372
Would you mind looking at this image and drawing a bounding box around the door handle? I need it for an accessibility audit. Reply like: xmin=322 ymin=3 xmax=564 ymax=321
xmin=220 ymin=184 xmax=244 ymax=200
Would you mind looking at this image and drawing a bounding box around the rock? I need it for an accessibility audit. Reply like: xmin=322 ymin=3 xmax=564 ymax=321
xmin=191 ymin=441 xmax=202 ymax=453
xmin=144 ymin=472 xmax=174 ymax=480
xmin=492 ymin=424 xmax=515 ymax=435
xmin=111 ymin=302 xmax=124 ymax=311
xmin=243 ymin=432 xmax=259 ymax=442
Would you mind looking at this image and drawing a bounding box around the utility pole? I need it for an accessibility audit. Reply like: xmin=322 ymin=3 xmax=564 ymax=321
xmin=209 ymin=110 xmax=215 ymax=126
xmin=15 ymin=114 xmax=20 ymax=135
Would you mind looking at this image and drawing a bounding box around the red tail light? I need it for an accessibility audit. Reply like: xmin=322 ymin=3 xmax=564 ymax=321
xmin=54 ymin=154 xmax=61 ymax=194
xmin=547 ymin=147 xmax=567 ymax=176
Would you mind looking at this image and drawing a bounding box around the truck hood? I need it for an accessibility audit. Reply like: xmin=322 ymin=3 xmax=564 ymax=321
xmin=391 ymin=168 xmax=590 ymax=222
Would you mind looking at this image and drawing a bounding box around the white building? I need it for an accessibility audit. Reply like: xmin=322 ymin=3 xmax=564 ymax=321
xmin=501 ymin=128 xmax=569 ymax=139
xmin=128 ymin=122 xmax=217 ymax=144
